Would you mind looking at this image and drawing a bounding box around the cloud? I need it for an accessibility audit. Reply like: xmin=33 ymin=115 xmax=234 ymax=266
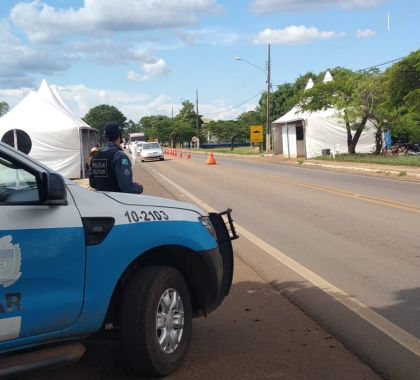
xmin=178 ymin=28 xmax=240 ymax=46
xmin=69 ymin=40 xmax=163 ymax=66
xmin=10 ymin=0 xmax=223 ymax=43
xmin=1 ymin=82 xmax=252 ymax=122
xmin=356 ymin=29 xmax=376 ymax=39
xmin=0 ymin=21 xmax=69 ymax=88
xmin=253 ymin=26 xmax=343 ymax=45
xmin=250 ymin=0 xmax=386 ymax=14
xmin=127 ymin=59 xmax=172 ymax=81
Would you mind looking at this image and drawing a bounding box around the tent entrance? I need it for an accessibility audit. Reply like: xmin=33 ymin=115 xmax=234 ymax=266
xmin=282 ymin=121 xmax=305 ymax=158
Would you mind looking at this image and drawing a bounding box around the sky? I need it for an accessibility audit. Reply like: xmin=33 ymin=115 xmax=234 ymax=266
xmin=0 ymin=0 xmax=418 ymax=122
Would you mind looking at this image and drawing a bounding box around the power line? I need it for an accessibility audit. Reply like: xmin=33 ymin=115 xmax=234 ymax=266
xmin=357 ymin=56 xmax=405 ymax=72
xmin=202 ymin=90 xmax=264 ymax=115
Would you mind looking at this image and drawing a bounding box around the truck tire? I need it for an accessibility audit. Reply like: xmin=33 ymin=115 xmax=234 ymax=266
xmin=120 ymin=266 xmax=192 ymax=377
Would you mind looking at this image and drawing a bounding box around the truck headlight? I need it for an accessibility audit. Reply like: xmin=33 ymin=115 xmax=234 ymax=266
xmin=198 ymin=216 xmax=217 ymax=240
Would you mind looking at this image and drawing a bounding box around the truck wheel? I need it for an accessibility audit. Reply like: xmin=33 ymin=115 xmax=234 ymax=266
xmin=120 ymin=266 xmax=192 ymax=377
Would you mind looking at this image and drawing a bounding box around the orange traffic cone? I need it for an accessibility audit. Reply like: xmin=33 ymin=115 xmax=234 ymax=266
xmin=207 ymin=152 xmax=216 ymax=165
xmin=186 ymin=150 xmax=191 ymax=159
xmin=179 ymin=150 xmax=183 ymax=158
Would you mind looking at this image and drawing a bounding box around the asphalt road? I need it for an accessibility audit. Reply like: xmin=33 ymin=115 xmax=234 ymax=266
xmin=137 ymin=153 xmax=420 ymax=380
xmin=17 ymin=160 xmax=380 ymax=380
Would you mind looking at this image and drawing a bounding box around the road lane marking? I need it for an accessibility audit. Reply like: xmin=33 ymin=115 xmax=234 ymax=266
xmin=150 ymin=167 xmax=420 ymax=358
xmin=165 ymin=158 xmax=420 ymax=215
xmin=237 ymin=169 xmax=420 ymax=215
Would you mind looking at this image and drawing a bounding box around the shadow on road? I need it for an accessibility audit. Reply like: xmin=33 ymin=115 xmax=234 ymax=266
xmin=18 ymin=279 xmax=379 ymax=380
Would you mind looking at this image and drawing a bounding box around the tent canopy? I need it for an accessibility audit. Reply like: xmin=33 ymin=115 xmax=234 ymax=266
xmin=0 ymin=80 xmax=98 ymax=178
xmin=272 ymin=105 xmax=375 ymax=158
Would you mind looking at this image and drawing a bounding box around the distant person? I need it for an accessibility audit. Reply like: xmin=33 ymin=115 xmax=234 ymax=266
xmin=89 ymin=122 xmax=143 ymax=194
xmin=130 ymin=141 xmax=138 ymax=163
xmin=85 ymin=146 xmax=99 ymax=175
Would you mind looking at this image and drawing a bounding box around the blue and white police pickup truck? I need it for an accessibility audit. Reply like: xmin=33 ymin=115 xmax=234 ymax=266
xmin=0 ymin=141 xmax=237 ymax=378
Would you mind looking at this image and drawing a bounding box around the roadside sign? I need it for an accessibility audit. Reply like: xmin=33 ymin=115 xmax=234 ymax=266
xmin=250 ymin=125 xmax=263 ymax=143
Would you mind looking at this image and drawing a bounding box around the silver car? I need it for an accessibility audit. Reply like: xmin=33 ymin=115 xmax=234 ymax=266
xmin=140 ymin=142 xmax=164 ymax=162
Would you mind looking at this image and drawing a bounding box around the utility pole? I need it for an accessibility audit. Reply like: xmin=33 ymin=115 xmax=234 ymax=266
xmin=171 ymin=105 xmax=174 ymax=148
xmin=266 ymin=43 xmax=271 ymax=153
xmin=196 ymin=89 xmax=200 ymax=149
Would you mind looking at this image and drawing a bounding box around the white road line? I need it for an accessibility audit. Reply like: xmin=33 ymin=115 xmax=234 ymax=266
xmin=151 ymin=167 xmax=420 ymax=357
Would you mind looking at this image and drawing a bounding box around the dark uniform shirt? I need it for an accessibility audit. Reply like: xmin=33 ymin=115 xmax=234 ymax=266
xmin=89 ymin=143 xmax=143 ymax=194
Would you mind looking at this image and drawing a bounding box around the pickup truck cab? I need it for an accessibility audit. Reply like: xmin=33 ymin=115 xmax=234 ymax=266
xmin=0 ymin=141 xmax=237 ymax=377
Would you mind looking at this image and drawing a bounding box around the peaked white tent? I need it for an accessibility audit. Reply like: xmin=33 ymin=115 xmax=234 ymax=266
xmin=271 ymin=75 xmax=375 ymax=158
xmin=323 ymin=70 xmax=333 ymax=83
xmin=0 ymin=80 xmax=98 ymax=178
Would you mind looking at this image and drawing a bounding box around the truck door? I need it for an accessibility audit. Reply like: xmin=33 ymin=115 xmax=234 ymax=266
xmin=0 ymin=152 xmax=85 ymax=344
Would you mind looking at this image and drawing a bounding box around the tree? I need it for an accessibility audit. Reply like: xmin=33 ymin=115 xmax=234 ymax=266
xmin=83 ymin=104 xmax=127 ymax=139
xmin=207 ymin=120 xmax=248 ymax=150
xmin=237 ymin=110 xmax=263 ymax=126
xmin=170 ymin=120 xmax=195 ymax=147
xmin=0 ymin=101 xmax=9 ymax=117
xmin=141 ymin=115 xmax=172 ymax=143
xmin=176 ymin=100 xmax=203 ymax=142
xmin=385 ymin=50 xmax=420 ymax=110
xmin=123 ymin=119 xmax=143 ymax=140
xmin=383 ymin=50 xmax=420 ymax=143
xmin=300 ymin=68 xmax=382 ymax=154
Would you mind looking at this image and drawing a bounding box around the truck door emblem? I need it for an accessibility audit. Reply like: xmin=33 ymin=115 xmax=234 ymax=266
xmin=0 ymin=236 xmax=22 ymax=288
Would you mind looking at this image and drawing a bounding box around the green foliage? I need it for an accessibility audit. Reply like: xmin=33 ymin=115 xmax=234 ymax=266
xmin=140 ymin=115 xmax=172 ymax=143
xmin=175 ymin=100 xmax=203 ymax=142
xmin=124 ymin=119 xmax=143 ymax=139
xmin=139 ymin=101 xmax=201 ymax=147
xmin=237 ymin=110 xmax=263 ymax=126
xmin=299 ymin=68 xmax=387 ymax=154
xmin=385 ymin=50 xmax=420 ymax=109
xmin=206 ymin=119 xmax=249 ymax=150
xmin=83 ymin=104 xmax=127 ymax=139
xmin=257 ymin=71 xmax=322 ymax=124
xmin=199 ymin=146 xmax=261 ymax=155
xmin=314 ymin=153 xmax=420 ymax=167
xmin=0 ymin=101 xmax=9 ymax=117
xmin=383 ymin=50 xmax=420 ymax=143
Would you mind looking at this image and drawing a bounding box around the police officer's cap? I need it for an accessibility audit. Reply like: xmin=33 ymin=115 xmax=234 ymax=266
xmin=104 ymin=122 xmax=123 ymax=140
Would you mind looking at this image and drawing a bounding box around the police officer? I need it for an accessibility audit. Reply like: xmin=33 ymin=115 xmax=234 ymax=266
xmin=89 ymin=122 xmax=143 ymax=194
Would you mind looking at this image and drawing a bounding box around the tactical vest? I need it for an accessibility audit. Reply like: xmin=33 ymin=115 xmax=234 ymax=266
xmin=90 ymin=146 xmax=121 ymax=192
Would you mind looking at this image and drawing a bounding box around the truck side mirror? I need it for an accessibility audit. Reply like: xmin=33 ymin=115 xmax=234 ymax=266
xmin=41 ymin=172 xmax=68 ymax=205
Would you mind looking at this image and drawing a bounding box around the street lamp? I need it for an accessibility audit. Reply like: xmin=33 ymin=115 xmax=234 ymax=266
xmin=234 ymin=44 xmax=272 ymax=154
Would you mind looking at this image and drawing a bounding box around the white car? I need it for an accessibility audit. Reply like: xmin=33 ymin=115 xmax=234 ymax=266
xmin=140 ymin=142 xmax=164 ymax=162
xmin=135 ymin=141 xmax=147 ymax=153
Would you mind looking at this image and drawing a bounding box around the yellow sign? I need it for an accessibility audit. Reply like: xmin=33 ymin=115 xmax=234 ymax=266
xmin=250 ymin=125 xmax=263 ymax=143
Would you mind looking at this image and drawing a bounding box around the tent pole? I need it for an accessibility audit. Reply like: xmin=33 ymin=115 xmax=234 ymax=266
xmin=80 ymin=129 xmax=85 ymax=179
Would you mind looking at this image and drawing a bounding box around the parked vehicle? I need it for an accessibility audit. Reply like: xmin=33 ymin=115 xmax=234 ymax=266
xmin=140 ymin=142 xmax=164 ymax=162
xmin=0 ymin=141 xmax=237 ymax=378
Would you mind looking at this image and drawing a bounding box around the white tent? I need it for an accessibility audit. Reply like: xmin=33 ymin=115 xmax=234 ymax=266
xmin=0 ymin=80 xmax=98 ymax=178
xmin=271 ymin=75 xmax=376 ymax=158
